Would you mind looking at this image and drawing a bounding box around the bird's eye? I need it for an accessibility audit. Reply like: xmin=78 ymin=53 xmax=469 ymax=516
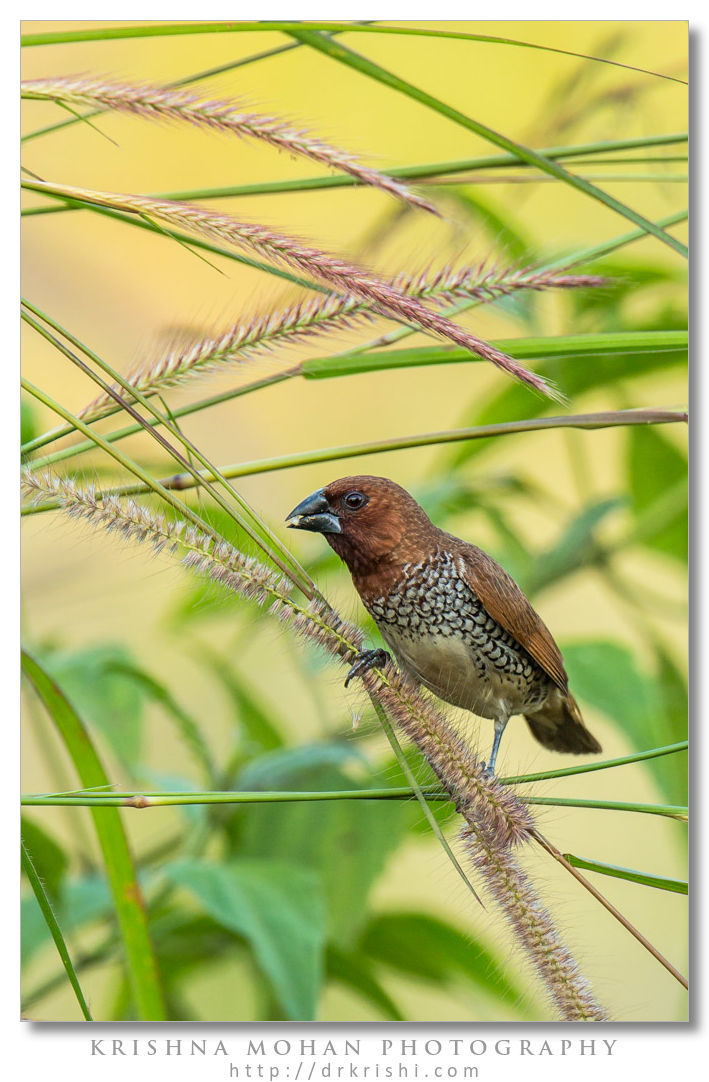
xmin=344 ymin=491 xmax=367 ymax=510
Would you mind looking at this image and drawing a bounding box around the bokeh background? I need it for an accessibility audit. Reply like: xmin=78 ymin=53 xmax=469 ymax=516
xmin=21 ymin=21 xmax=687 ymax=1022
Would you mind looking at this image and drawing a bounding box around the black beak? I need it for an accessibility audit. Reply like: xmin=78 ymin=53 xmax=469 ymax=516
xmin=285 ymin=488 xmax=342 ymax=535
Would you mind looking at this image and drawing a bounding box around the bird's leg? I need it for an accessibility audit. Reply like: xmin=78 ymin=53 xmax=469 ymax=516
xmin=482 ymin=715 xmax=510 ymax=775
xmin=344 ymin=648 xmax=391 ymax=688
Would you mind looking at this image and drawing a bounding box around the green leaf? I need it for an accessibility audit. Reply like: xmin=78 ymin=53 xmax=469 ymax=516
xmin=236 ymin=746 xmax=408 ymax=945
xmin=652 ymin=648 xmax=689 ymax=804
xmin=21 ymin=816 xmax=68 ymax=901
xmin=303 ymin=331 xmax=688 ymax=381
xmin=628 ymin=426 xmax=687 ymax=561
xmin=326 ymin=946 xmax=405 ymax=1021
xmin=361 ymin=912 xmax=527 ymax=1009
xmin=21 ymin=842 xmax=92 ymax=1020
xmin=108 ymin=659 xmax=216 ymax=781
xmin=21 ymin=397 xmax=38 ymax=448
xmin=197 ymin=651 xmax=284 ymax=757
xmin=21 ymin=650 xmax=166 ymax=1019
xmin=38 ymin=644 xmax=144 ymax=767
xmin=526 ymin=497 xmax=623 ymax=595
xmin=562 ymin=641 xmax=686 ymax=802
xmin=165 ymin=859 xmax=326 ymax=1020
xmin=564 ymin=854 xmax=687 ymax=894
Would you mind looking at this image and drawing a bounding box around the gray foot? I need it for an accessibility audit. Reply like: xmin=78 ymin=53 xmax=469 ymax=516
xmin=344 ymin=648 xmax=390 ymax=688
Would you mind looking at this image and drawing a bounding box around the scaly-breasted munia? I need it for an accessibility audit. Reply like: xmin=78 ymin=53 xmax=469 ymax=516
xmin=286 ymin=475 xmax=601 ymax=773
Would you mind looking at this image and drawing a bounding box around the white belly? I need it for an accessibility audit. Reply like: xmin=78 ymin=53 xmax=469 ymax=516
xmin=379 ymin=625 xmax=518 ymax=721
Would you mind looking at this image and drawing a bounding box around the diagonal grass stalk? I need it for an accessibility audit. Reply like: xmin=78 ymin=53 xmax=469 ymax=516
xmin=21 ymin=303 xmax=318 ymax=599
xmin=531 ymin=829 xmax=687 ymax=989
xmin=21 ymin=840 xmax=93 ymax=1020
xmin=292 ymin=31 xmax=687 ymax=258
xmin=22 ymin=76 xmax=437 ymax=216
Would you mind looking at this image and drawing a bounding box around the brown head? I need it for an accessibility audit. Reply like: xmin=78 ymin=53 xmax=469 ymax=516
xmin=285 ymin=475 xmax=436 ymax=579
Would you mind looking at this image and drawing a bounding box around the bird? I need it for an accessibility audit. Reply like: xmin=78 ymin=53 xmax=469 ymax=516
xmin=286 ymin=475 xmax=601 ymax=774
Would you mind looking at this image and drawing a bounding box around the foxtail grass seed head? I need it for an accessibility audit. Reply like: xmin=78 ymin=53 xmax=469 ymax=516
xmin=461 ymin=825 xmax=608 ymax=1022
xmin=80 ymin=262 xmax=603 ymax=417
xmin=21 ymin=75 xmax=438 ymax=215
xmin=28 ymin=180 xmax=560 ymax=400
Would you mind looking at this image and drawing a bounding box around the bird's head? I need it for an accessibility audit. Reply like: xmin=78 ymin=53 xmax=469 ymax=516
xmin=286 ymin=475 xmax=433 ymax=573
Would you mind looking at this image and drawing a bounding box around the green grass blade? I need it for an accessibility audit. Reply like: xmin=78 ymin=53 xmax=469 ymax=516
xmin=366 ymin=698 xmax=483 ymax=908
xmin=21 ymin=650 xmax=166 ymax=1020
xmin=524 ymin=796 xmax=687 ymax=819
xmin=302 ymin=331 xmax=688 ymax=379
xmin=21 ymin=304 xmax=317 ymax=599
xmin=563 ymin=854 xmax=688 ymax=894
xmin=21 ymin=840 xmax=93 ymax=1020
xmin=21 ymin=134 xmax=688 ymax=208
xmin=24 ymin=408 xmax=686 ymax=514
xmin=291 ymin=31 xmax=687 ymax=257
xmin=19 ymin=23 xmax=686 ymax=83
xmin=501 ymin=740 xmax=688 ymax=784
xmin=17 ymin=789 xmax=687 ymax=820
xmin=23 ymin=409 xmax=686 ymax=515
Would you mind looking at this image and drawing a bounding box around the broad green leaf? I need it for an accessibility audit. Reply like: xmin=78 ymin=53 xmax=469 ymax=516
xmin=562 ymin=640 xmax=686 ymax=802
xmin=361 ymin=912 xmax=527 ymax=1009
xmin=165 ymin=859 xmax=326 ymax=1021
xmin=326 ymin=945 xmax=405 ymax=1021
xmin=21 ymin=650 xmax=166 ymax=1019
xmin=21 ymin=816 xmax=68 ymax=901
xmin=628 ymin=426 xmax=688 ymax=561
xmin=237 ymin=746 xmax=407 ymax=944
xmin=38 ymin=644 xmax=144 ymax=767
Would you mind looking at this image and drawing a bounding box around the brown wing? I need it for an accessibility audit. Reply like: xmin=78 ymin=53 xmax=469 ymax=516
xmin=454 ymin=540 xmax=569 ymax=692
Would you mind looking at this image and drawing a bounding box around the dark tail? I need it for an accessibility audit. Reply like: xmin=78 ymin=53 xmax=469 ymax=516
xmin=525 ymin=689 xmax=601 ymax=755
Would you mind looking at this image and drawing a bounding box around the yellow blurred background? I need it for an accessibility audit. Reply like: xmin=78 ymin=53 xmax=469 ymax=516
xmin=21 ymin=21 xmax=687 ymax=1022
